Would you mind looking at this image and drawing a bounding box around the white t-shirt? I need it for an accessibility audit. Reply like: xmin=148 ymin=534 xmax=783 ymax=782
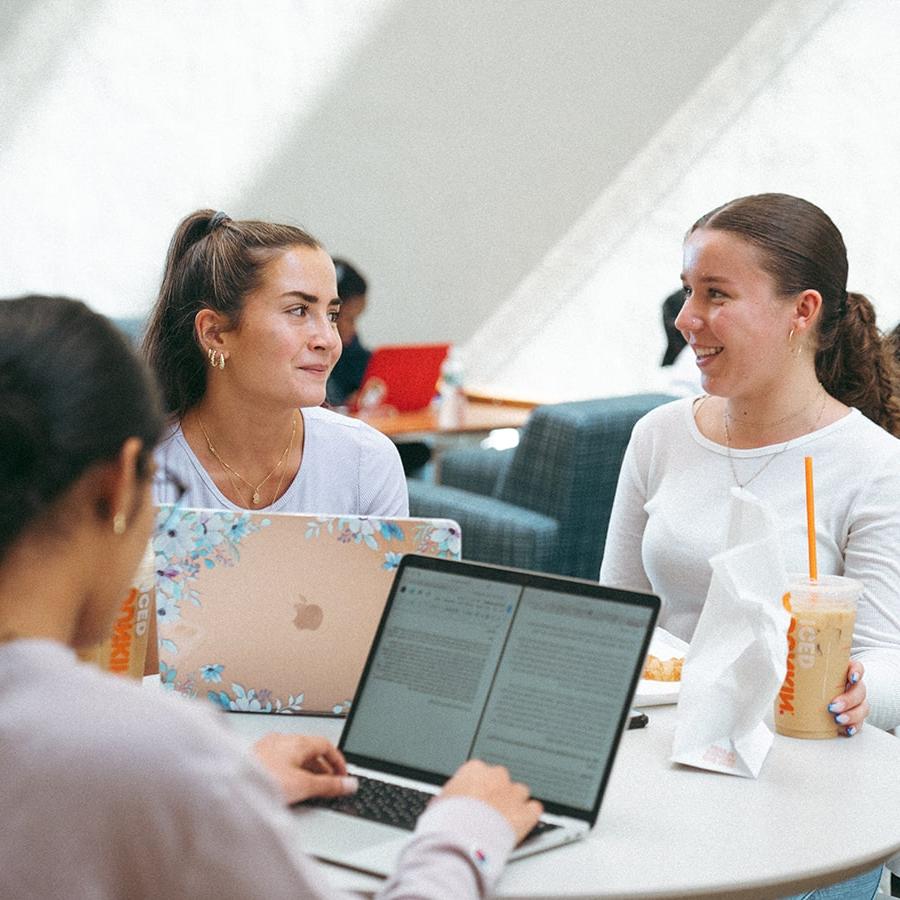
xmin=153 ymin=406 xmax=408 ymax=517
xmin=0 ymin=640 xmax=514 ymax=899
xmin=600 ymin=397 xmax=900 ymax=731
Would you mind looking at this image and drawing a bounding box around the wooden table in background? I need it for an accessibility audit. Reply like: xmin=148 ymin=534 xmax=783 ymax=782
xmin=351 ymin=393 xmax=536 ymax=441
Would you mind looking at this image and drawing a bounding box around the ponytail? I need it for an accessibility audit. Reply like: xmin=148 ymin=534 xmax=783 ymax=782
xmin=816 ymin=292 xmax=900 ymax=437
xmin=142 ymin=209 xmax=320 ymax=417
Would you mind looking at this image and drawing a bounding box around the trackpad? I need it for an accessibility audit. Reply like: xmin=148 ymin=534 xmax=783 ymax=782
xmin=293 ymin=808 xmax=407 ymax=873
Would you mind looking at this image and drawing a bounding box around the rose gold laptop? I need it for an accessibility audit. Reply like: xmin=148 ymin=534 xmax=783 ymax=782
xmin=151 ymin=508 xmax=461 ymax=714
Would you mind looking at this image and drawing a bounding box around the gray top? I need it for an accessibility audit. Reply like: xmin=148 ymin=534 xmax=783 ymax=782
xmin=0 ymin=640 xmax=514 ymax=899
xmin=153 ymin=405 xmax=408 ymax=517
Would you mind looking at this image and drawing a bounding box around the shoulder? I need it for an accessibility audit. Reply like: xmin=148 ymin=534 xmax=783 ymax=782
xmin=837 ymin=410 xmax=900 ymax=482
xmin=0 ymin=646 xmax=261 ymax=826
xmin=303 ymin=406 xmax=399 ymax=458
xmin=153 ymin=419 xmax=186 ymax=465
xmin=630 ymin=395 xmax=694 ymax=445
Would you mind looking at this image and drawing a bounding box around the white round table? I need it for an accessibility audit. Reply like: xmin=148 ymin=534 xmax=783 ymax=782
xmin=219 ymin=703 xmax=900 ymax=899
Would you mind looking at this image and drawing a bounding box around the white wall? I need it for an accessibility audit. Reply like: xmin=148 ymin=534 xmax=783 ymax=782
xmin=465 ymin=0 xmax=900 ymax=401
xmin=0 ymin=0 xmax=772 ymax=348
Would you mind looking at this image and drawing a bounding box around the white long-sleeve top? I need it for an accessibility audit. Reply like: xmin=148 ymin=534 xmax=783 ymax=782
xmin=600 ymin=398 xmax=900 ymax=732
xmin=0 ymin=640 xmax=514 ymax=899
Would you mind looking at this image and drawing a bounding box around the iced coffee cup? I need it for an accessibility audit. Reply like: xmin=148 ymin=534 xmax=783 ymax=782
xmin=774 ymin=574 xmax=862 ymax=739
xmin=78 ymin=543 xmax=155 ymax=679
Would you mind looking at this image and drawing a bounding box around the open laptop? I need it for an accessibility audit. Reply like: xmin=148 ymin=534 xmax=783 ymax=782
xmin=352 ymin=343 xmax=450 ymax=412
xmin=294 ymin=554 xmax=659 ymax=875
xmin=151 ymin=508 xmax=461 ymax=715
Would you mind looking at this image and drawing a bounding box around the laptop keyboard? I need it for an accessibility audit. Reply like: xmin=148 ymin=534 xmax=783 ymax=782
xmin=304 ymin=775 xmax=560 ymax=843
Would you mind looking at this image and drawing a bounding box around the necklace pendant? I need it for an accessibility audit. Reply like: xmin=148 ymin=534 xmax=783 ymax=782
xmin=252 ymin=490 xmax=260 ymax=504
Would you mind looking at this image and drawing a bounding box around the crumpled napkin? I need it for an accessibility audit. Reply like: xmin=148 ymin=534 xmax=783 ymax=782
xmin=671 ymin=487 xmax=791 ymax=778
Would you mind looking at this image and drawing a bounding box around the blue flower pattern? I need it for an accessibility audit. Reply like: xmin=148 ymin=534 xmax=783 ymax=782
xmin=154 ymin=510 xmax=459 ymax=711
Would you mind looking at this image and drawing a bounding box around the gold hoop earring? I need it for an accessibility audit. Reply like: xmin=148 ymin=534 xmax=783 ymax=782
xmin=208 ymin=348 xmax=226 ymax=370
xmin=113 ymin=512 xmax=127 ymax=535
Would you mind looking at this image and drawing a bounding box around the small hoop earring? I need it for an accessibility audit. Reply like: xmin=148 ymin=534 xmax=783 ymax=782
xmin=208 ymin=348 xmax=226 ymax=370
xmin=113 ymin=512 xmax=127 ymax=535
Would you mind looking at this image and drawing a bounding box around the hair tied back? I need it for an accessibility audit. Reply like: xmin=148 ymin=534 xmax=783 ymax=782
xmin=838 ymin=290 xmax=849 ymax=318
xmin=207 ymin=211 xmax=231 ymax=234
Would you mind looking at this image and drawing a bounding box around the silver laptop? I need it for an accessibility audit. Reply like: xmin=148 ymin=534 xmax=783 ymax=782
xmin=294 ymin=554 xmax=659 ymax=875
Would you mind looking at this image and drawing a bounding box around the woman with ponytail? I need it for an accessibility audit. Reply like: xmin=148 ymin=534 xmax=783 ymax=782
xmin=602 ymin=194 xmax=900 ymax=729
xmin=143 ymin=210 xmax=407 ymax=516
xmin=601 ymin=195 xmax=899 ymax=896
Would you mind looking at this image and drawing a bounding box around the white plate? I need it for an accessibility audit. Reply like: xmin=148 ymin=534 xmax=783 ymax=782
xmin=634 ymin=627 xmax=689 ymax=707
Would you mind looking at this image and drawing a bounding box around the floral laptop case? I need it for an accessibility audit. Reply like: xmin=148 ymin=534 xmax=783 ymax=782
xmin=152 ymin=508 xmax=461 ymax=715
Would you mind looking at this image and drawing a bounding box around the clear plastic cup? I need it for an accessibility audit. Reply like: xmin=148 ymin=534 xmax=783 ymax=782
xmin=774 ymin=574 xmax=862 ymax=739
xmin=78 ymin=543 xmax=155 ymax=679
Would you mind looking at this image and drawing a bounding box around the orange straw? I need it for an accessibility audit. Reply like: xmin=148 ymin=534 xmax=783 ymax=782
xmin=804 ymin=456 xmax=818 ymax=581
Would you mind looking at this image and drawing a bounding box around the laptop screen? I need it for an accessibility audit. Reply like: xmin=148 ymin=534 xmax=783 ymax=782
xmin=341 ymin=556 xmax=658 ymax=819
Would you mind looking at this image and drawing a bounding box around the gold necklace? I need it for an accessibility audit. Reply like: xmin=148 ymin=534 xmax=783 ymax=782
xmin=723 ymin=391 xmax=828 ymax=489
xmin=197 ymin=412 xmax=296 ymax=506
xmin=270 ymin=412 xmax=297 ymax=505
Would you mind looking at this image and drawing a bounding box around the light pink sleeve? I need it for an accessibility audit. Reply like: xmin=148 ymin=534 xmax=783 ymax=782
xmin=378 ymin=797 xmax=516 ymax=900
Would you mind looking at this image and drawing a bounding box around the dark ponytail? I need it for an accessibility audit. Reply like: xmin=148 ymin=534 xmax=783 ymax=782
xmin=142 ymin=209 xmax=320 ymax=417
xmin=692 ymin=193 xmax=900 ymax=436
xmin=0 ymin=296 xmax=164 ymax=562
xmin=815 ymin=292 xmax=900 ymax=436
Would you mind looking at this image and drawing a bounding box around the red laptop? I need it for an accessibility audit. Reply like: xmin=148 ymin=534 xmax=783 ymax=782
xmin=352 ymin=343 xmax=450 ymax=413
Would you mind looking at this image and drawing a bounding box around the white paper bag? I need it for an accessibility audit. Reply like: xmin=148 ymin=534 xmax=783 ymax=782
xmin=671 ymin=488 xmax=792 ymax=778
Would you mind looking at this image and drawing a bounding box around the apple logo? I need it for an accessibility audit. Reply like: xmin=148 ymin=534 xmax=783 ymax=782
xmin=293 ymin=595 xmax=324 ymax=631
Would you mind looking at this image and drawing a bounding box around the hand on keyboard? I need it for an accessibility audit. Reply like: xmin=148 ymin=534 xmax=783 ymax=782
xmin=438 ymin=760 xmax=543 ymax=844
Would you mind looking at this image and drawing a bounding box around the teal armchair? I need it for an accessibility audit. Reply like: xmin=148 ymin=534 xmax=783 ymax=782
xmin=407 ymin=393 xmax=675 ymax=580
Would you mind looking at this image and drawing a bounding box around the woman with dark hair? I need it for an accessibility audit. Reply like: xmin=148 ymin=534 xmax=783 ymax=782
xmin=0 ymin=295 xmax=540 ymax=898
xmin=326 ymin=258 xmax=432 ymax=475
xmin=326 ymin=257 xmax=372 ymax=407
xmin=602 ymin=194 xmax=900 ymax=724
xmin=144 ymin=211 xmax=407 ymax=515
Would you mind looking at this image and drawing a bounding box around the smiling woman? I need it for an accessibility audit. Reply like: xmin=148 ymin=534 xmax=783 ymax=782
xmin=599 ymin=194 xmax=900 ymax=897
xmin=143 ymin=210 xmax=407 ymax=517
xmin=601 ymin=193 xmax=900 ymax=732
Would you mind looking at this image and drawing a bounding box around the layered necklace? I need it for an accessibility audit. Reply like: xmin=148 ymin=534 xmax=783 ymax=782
xmin=197 ymin=411 xmax=297 ymax=506
xmin=721 ymin=389 xmax=828 ymax=489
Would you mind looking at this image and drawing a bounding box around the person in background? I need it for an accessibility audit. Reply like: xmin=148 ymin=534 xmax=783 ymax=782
xmin=326 ymin=257 xmax=431 ymax=475
xmin=661 ymin=288 xmax=687 ymax=366
xmin=659 ymin=287 xmax=703 ymax=397
xmin=601 ymin=194 xmax=900 ymax=897
xmin=0 ymin=295 xmax=541 ymax=899
xmin=144 ymin=211 xmax=408 ymax=516
xmin=326 ymin=258 xmax=371 ymax=408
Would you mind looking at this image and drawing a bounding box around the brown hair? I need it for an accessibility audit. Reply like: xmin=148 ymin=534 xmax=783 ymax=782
xmin=142 ymin=209 xmax=320 ymax=417
xmin=691 ymin=193 xmax=900 ymax=436
xmin=0 ymin=296 xmax=164 ymax=561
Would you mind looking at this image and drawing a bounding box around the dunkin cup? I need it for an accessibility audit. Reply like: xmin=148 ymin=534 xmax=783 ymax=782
xmin=774 ymin=574 xmax=862 ymax=739
xmin=78 ymin=543 xmax=155 ymax=679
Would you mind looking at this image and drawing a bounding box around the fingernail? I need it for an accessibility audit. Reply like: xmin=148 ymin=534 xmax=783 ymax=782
xmin=835 ymin=714 xmax=849 ymax=725
xmin=342 ymin=776 xmax=359 ymax=793
xmin=846 ymin=726 xmax=857 ymax=737
xmin=828 ymin=700 xmax=844 ymax=713
xmin=849 ymin=672 xmax=860 ymax=684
